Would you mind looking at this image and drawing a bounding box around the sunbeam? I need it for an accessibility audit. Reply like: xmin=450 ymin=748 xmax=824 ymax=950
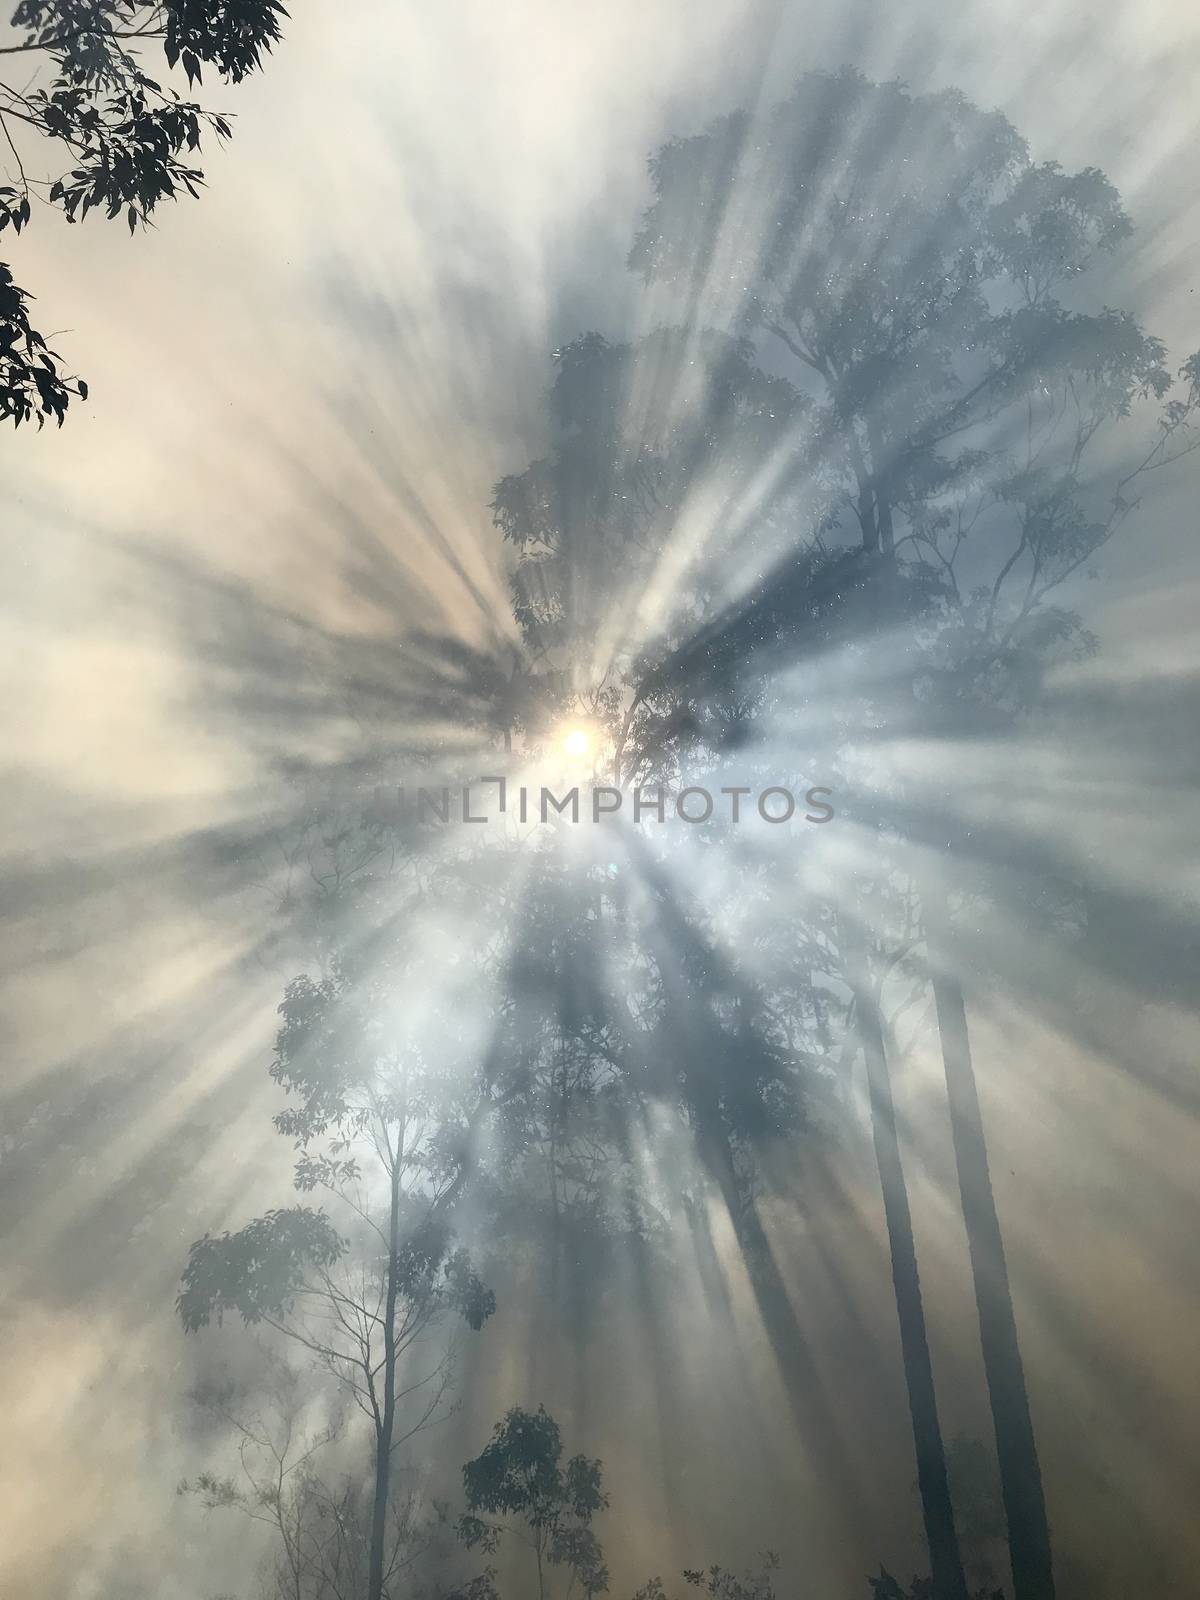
xmin=2 ymin=3 xmax=1199 ymax=1598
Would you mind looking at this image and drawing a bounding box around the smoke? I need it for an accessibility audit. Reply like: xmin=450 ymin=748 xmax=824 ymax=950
xmin=1 ymin=1 xmax=1198 ymax=1596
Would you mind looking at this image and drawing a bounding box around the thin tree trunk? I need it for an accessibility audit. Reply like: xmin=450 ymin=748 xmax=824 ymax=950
xmin=931 ymin=962 xmax=1056 ymax=1600
xmin=535 ymin=1528 xmax=546 ymax=1600
xmin=848 ymin=919 xmax=969 ymax=1600
xmin=368 ymin=1153 xmax=402 ymax=1600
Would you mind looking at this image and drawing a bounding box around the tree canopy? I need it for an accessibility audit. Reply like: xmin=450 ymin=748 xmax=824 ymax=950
xmin=1 ymin=0 xmax=286 ymax=425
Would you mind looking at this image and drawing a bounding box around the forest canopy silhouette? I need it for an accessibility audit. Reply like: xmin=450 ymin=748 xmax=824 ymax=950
xmin=157 ymin=63 xmax=1200 ymax=1600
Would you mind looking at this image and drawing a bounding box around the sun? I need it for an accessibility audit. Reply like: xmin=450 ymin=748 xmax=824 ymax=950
xmin=562 ymin=727 xmax=590 ymax=757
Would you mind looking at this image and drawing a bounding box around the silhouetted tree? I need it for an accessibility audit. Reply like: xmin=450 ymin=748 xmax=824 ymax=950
xmin=456 ymin=1405 xmax=609 ymax=1600
xmin=449 ymin=1419 xmax=1002 ymax=1600
xmin=631 ymin=65 xmax=1200 ymax=1600
xmin=1 ymin=0 xmax=286 ymax=424
xmin=490 ymin=323 xmax=827 ymax=774
xmin=178 ymin=938 xmax=496 ymax=1600
xmin=179 ymin=1361 xmax=441 ymax=1600
xmin=482 ymin=850 xmax=659 ymax=1283
xmin=479 ymin=327 xmax=881 ymax=1544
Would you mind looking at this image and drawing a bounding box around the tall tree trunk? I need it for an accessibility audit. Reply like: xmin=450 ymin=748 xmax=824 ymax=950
xmin=848 ymin=503 xmax=967 ymax=1595
xmin=931 ymin=961 xmax=1056 ymax=1600
xmin=847 ymin=918 xmax=969 ymax=1600
xmin=368 ymin=1156 xmax=402 ymax=1600
xmin=855 ymin=483 xmax=1050 ymax=1591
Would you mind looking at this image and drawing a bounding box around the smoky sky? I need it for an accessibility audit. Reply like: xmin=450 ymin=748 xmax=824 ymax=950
xmin=2 ymin=2 xmax=1199 ymax=1598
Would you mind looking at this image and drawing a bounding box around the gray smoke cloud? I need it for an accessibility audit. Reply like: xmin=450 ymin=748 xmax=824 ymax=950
xmin=2 ymin=1 xmax=1198 ymax=1597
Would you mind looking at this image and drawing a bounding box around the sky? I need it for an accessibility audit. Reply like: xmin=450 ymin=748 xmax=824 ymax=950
xmin=2 ymin=1 xmax=1199 ymax=1596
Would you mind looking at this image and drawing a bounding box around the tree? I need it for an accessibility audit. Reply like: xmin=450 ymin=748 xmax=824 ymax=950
xmin=179 ymin=1361 xmax=440 ymax=1600
xmin=178 ymin=941 xmax=497 ymax=1600
xmin=1 ymin=0 xmax=286 ymax=425
xmin=489 ymin=323 xmax=827 ymax=776
xmin=468 ymin=301 xmax=956 ymax=1562
xmin=456 ymin=1405 xmax=609 ymax=1600
xmin=451 ymin=1427 xmax=1000 ymax=1600
xmin=481 ymin=847 xmax=664 ymax=1293
xmin=630 ymin=66 xmax=1199 ymax=1600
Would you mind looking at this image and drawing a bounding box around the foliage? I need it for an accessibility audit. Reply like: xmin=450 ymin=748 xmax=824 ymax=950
xmin=457 ymin=1406 xmax=609 ymax=1600
xmin=177 ymin=1363 xmax=435 ymax=1600
xmin=629 ymin=68 xmax=1200 ymax=716
xmin=623 ymin=66 xmax=1200 ymax=1600
xmin=179 ymin=933 xmax=496 ymax=1600
xmin=634 ymin=1554 xmax=783 ymax=1600
xmin=488 ymin=324 xmax=830 ymax=770
xmin=178 ymin=1206 xmax=346 ymax=1331
xmin=0 ymin=258 xmax=85 ymax=422
xmin=1 ymin=0 xmax=286 ymax=423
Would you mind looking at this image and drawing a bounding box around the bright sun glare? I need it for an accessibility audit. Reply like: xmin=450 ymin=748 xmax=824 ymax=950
xmin=563 ymin=728 xmax=590 ymax=756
